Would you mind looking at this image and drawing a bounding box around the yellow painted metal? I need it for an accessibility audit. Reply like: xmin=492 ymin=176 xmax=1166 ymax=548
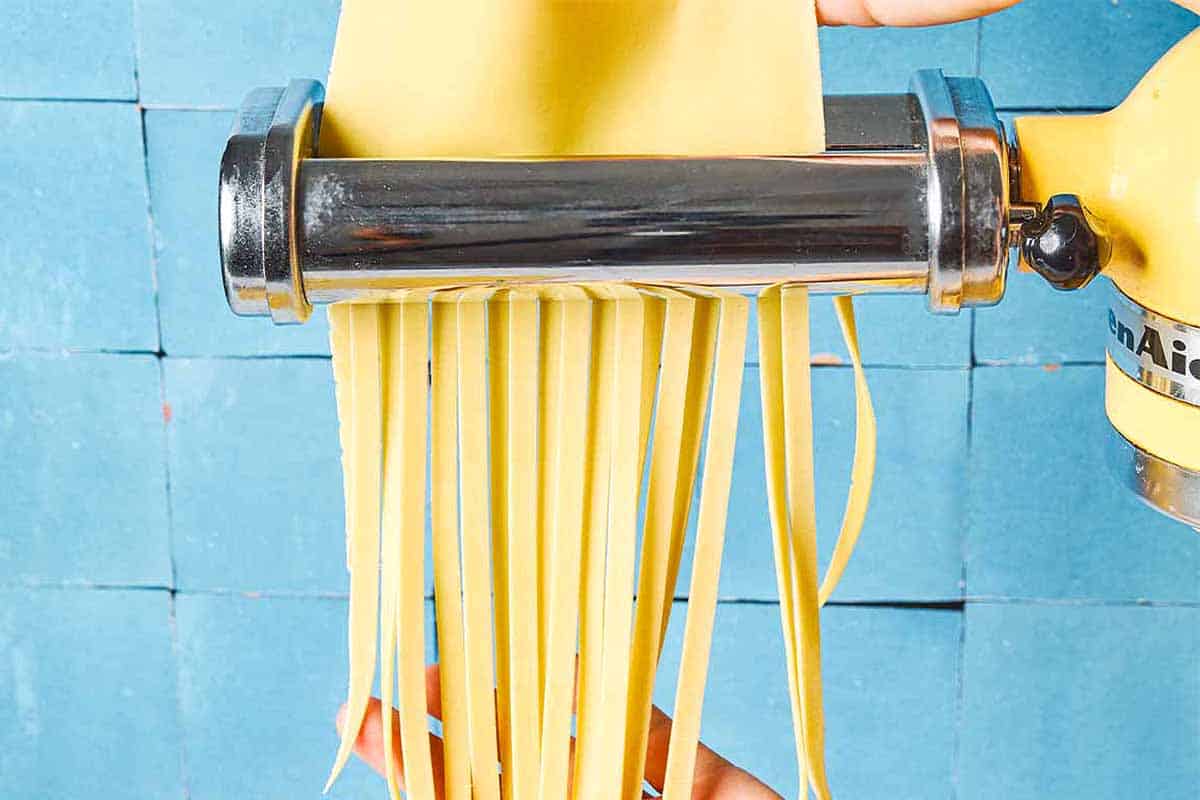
xmin=1016 ymin=28 xmax=1200 ymax=466
xmin=1106 ymin=358 xmax=1200 ymax=473
xmin=1016 ymin=28 xmax=1200 ymax=325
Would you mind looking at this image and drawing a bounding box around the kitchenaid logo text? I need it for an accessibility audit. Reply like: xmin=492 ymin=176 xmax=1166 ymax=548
xmin=1109 ymin=309 xmax=1200 ymax=381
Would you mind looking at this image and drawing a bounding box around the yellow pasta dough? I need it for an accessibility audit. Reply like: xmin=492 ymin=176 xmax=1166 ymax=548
xmin=320 ymin=3 xmax=877 ymax=800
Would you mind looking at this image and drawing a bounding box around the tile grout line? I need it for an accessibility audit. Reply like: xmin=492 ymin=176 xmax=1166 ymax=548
xmin=965 ymin=305 xmax=976 ymax=595
xmin=131 ymin=6 xmax=189 ymax=795
xmin=974 ymin=359 xmax=1106 ymax=368
xmin=6 ymin=583 xmax=1199 ymax=608
xmin=157 ymin=358 xmax=178 ymax=591
xmin=951 ymin=596 xmax=968 ymax=800
xmin=130 ymin=0 xmax=176 ymax=594
xmin=166 ymin=590 xmax=192 ymax=800
xmin=1 ymin=346 xmax=1004 ymax=370
xmin=128 ymin=3 xmax=162 ymax=358
xmin=0 ymin=95 xmax=138 ymax=104
xmin=140 ymin=103 xmax=238 ymax=112
xmin=954 ymin=302 xmax=975 ymax=800
xmin=139 ymin=105 xmax=165 ymax=357
xmin=0 ymin=95 xmax=1118 ymax=115
xmin=0 ymin=346 xmax=162 ymax=358
xmin=962 ymin=596 xmax=1200 ymax=608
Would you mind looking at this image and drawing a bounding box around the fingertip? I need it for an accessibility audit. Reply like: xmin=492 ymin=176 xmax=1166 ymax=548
xmin=352 ymin=699 xmax=393 ymax=775
xmin=335 ymin=703 xmax=348 ymax=734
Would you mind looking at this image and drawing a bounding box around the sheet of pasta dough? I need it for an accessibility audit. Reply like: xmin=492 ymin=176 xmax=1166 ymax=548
xmin=320 ymin=0 xmax=825 ymax=159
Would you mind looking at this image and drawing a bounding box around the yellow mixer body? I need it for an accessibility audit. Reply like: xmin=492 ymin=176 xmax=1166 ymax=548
xmin=1017 ymin=29 xmax=1200 ymax=521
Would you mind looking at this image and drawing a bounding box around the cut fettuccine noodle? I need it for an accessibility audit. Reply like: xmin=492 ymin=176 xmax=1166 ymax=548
xmin=326 ymin=285 xmax=875 ymax=800
xmin=326 ymin=284 xmax=747 ymax=800
xmin=757 ymin=286 xmax=876 ymax=800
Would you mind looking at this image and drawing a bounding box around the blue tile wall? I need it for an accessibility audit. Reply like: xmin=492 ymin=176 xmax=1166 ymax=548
xmin=145 ymin=111 xmax=332 ymax=356
xmin=820 ymin=20 xmax=979 ymax=94
xmin=960 ymin=603 xmax=1200 ymax=800
xmin=980 ymin=0 xmax=1198 ymax=109
xmin=0 ymin=102 xmax=157 ymax=351
xmin=165 ymin=358 xmax=347 ymax=593
xmin=175 ymin=594 xmax=435 ymax=799
xmin=136 ymin=0 xmax=340 ymax=108
xmin=0 ymin=353 xmax=171 ymax=587
xmin=677 ymin=364 xmax=968 ymax=602
xmin=654 ymin=602 xmax=961 ymax=800
xmin=6 ymin=2 xmax=1200 ymax=799
xmin=2 ymin=0 xmax=137 ymax=100
xmin=163 ymin=356 xmax=434 ymax=595
xmin=974 ymin=269 xmax=1111 ymax=364
xmin=968 ymin=365 xmax=1197 ymax=601
xmin=0 ymin=589 xmax=182 ymax=799
xmin=746 ymin=296 xmax=972 ymax=368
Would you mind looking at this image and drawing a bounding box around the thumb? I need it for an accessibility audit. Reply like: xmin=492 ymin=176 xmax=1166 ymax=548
xmin=817 ymin=0 xmax=1023 ymax=27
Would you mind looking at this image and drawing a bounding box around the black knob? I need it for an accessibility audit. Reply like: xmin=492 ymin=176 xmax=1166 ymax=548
xmin=1020 ymin=194 xmax=1108 ymax=291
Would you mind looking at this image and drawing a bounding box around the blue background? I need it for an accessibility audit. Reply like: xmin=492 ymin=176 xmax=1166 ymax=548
xmin=2 ymin=1 xmax=1199 ymax=798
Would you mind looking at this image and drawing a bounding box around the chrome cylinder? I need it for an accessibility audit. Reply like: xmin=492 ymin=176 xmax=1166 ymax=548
xmin=220 ymin=75 xmax=1012 ymax=324
xmin=297 ymin=153 xmax=931 ymax=305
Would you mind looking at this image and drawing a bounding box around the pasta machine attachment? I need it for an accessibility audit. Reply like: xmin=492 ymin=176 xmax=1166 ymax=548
xmin=218 ymin=29 xmax=1200 ymax=531
xmin=219 ymin=72 xmax=1105 ymax=326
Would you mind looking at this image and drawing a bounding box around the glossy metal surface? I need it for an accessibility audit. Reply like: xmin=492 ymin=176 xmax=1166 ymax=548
xmin=218 ymin=86 xmax=283 ymax=317
xmin=1108 ymin=286 xmax=1200 ymax=408
xmin=298 ymin=153 xmax=930 ymax=303
xmin=262 ymin=80 xmax=323 ymax=323
xmin=1018 ymin=195 xmax=1107 ymax=291
xmin=219 ymin=74 xmax=1021 ymax=323
xmin=220 ymin=79 xmax=323 ymax=323
xmin=822 ymin=93 xmax=927 ymax=151
xmin=1108 ymin=427 xmax=1200 ymax=531
xmin=911 ymin=70 xmax=1009 ymax=314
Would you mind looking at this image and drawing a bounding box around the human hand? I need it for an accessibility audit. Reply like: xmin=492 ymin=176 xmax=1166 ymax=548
xmin=817 ymin=0 xmax=1199 ymax=26
xmin=335 ymin=664 xmax=781 ymax=800
xmin=816 ymin=0 xmax=1024 ymax=26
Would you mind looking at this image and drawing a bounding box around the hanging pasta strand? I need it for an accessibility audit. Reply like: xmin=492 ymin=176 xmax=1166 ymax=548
xmin=756 ymin=286 xmax=810 ymax=797
xmin=590 ymin=287 xmax=648 ymax=800
xmin=431 ymin=292 xmax=471 ymax=800
xmin=536 ymin=293 xmax=563 ymax=715
xmin=488 ymin=292 xmax=516 ymax=800
xmin=535 ymin=288 xmax=592 ymax=800
xmin=779 ymin=287 xmax=831 ymax=800
xmin=656 ymin=294 xmax=720 ymax=648
xmin=326 ymin=303 xmax=383 ymax=792
xmin=455 ymin=289 xmax=503 ymax=800
xmin=758 ymin=287 xmax=877 ymax=800
xmin=571 ymin=288 xmax=618 ymax=800
xmin=638 ymin=294 xmax=668 ymax=478
xmin=662 ymin=289 xmax=749 ymax=800
xmin=377 ymin=303 xmax=403 ymax=800
xmin=502 ymin=290 xmax=544 ymax=800
xmin=620 ymin=287 xmax=699 ymax=800
xmin=818 ymin=296 xmax=877 ymax=605
xmin=390 ymin=295 xmax=438 ymax=800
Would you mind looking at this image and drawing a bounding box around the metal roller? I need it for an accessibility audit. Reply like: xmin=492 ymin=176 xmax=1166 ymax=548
xmin=219 ymin=75 xmax=1105 ymax=325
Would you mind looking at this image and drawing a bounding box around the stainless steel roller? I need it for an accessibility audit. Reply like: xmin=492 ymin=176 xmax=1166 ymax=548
xmin=219 ymin=76 xmax=1106 ymax=325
